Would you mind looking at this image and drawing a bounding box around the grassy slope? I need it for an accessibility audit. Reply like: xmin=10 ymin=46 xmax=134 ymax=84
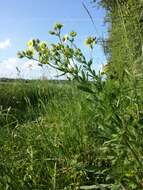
xmin=0 ymin=80 xmax=98 ymax=189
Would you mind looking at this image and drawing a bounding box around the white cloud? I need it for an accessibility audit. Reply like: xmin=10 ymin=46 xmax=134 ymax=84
xmin=0 ymin=57 xmax=66 ymax=79
xmin=0 ymin=57 xmax=41 ymax=79
xmin=0 ymin=39 xmax=11 ymax=49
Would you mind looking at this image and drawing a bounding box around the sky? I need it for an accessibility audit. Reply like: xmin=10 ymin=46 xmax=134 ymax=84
xmin=0 ymin=0 xmax=108 ymax=79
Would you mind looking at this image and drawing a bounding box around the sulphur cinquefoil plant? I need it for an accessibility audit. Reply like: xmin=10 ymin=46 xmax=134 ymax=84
xmin=17 ymin=11 xmax=143 ymax=188
xmin=17 ymin=23 xmax=101 ymax=84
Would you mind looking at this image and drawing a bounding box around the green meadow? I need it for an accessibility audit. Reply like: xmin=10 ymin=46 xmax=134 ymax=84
xmin=1 ymin=0 xmax=143 ymax=189
xmin=0 ymin=80 xmax=97 ymax=189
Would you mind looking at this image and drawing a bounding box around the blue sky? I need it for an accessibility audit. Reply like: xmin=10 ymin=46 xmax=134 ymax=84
xmin=0 ymin=0 xmax=107 ymax=79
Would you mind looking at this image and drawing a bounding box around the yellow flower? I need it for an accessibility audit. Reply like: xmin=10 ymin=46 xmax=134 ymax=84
xmin=39 ymin=42 xmax=47 ymax=50
xmin=84 ymin=36 xmax=96 ymax=47
xmin=62 ymin=35 xmax=69 ymax=42
xmin=27 ymin=39 xmax=35 ymax=48
xmin=70 ymin=31 xmax=77 ymax=38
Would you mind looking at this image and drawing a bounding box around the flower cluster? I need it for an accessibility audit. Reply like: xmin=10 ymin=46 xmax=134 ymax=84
xmin=18 ymin=22 xmax=98 ymax=81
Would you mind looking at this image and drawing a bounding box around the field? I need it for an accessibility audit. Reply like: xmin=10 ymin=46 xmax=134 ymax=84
xmin=0 ymin=80 xmax=99 ymax=189
xmin=1 ymin=78 xmax=143 ymax=189
xmin=1 ymin=0 xmax=143 ymax=189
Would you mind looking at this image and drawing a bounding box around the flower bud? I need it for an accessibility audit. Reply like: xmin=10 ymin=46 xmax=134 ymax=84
xmin=54 ymin=23 xmax=63 ymax=30
xmin=17 ymin=51 xmax=24 ymax=58
xmin=49 ymin=31 xmax=56 ymax=35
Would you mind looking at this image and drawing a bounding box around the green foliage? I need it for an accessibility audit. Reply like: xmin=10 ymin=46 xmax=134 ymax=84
xmin=97 ymin=0 xmax=143 ymax=80
xmin=1 ymin=0 xmax=143 ymax=189
xmin=16 ymin=9 xmax=143 ymax=187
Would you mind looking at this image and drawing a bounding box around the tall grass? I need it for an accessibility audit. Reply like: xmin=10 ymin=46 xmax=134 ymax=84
xmin=1 ymin=0 xmax=143 ymax=189
xmin=0 ymin=80 xmax=97 ymax=189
